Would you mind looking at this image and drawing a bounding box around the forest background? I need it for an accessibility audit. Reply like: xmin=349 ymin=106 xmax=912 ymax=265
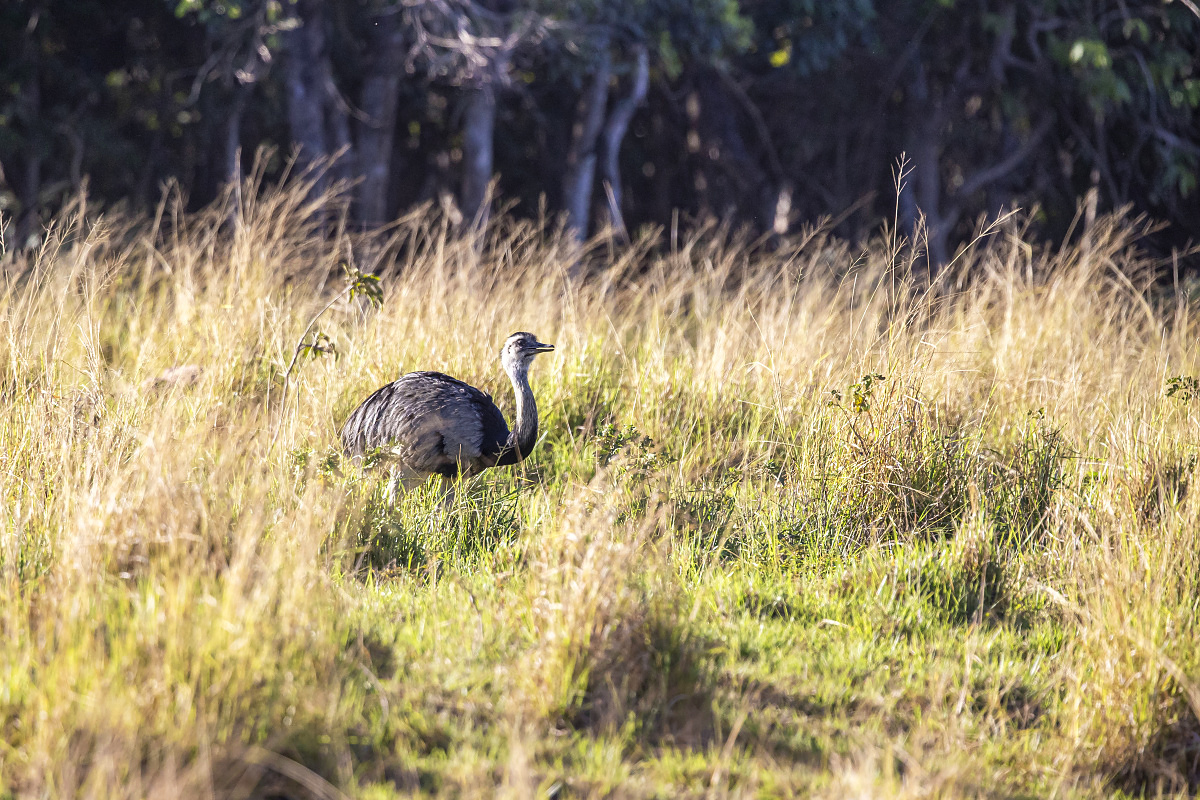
xmin=1 ymin=0 xmax=1198 ymax=268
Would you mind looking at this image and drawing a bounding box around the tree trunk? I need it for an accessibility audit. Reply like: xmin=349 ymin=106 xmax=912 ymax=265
xmin=15 ymin=8 xmax=43 ymax=247
xmin=461 ymin=80 xmax=496 ymax=229
xmin=325 ymin=81 xmax=356 ymax=188
xmin=562 ymin=48 xmax=611 ymax=241
xmin=911 ymin=128 xmax=949 ymax=268
xmin=223 ymin=83 xmax=251 ymax=224
xmin=903 ymin=61 xmax=950 ymax=269
xmin=281 ymin=0 xmax=329 ymax=196
xmin=600 ymin=45 xmax=649 ymax=236
xmin=691 ymin=63 xmax=765 ymax=228
xmin=223 ymin=84 xmax=250 ymax=188
xmin=355 ymin=11 xmax=408 ymax=226
xmin=17 ymin=146 xmax=41 ymax=249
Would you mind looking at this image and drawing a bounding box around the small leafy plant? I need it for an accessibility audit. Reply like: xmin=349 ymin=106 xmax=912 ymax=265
xmin=593 ymin=423 xmax=670 ymax=471
xmin=288 ymin=444 xmax=344 ymax=493
xmin=828 ymin=373 xmax=887 ymax=414
xmin=1165 ymin=375 xmax=1199 ymax=403
xmin=270 ymin=263 xmax=384 ymax=453
xmin=850 ymin=373 xmax=887 ymax=413
xmin=298 ymin=330 xmax=338 ymax=361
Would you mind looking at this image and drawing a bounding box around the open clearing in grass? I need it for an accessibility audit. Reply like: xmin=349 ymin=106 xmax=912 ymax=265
xmin=1 ymin=179 xmax=1198 ymax=798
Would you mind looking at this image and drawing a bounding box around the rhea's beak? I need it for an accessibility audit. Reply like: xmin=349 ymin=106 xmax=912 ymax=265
xmin=533 ymin=341 xmax=555 ymax=353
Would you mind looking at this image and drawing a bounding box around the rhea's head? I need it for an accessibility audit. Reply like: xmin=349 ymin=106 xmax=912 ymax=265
xmin=500 ymin=331 xmax=554 ymax=376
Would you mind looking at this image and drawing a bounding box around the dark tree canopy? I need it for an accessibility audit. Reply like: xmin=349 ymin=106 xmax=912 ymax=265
xmin=1 ymin=0 xmax=1197 ymax=267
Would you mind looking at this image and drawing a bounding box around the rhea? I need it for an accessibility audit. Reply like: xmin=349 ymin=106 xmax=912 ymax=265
xmin=340 ymin=332 xmax=554 ymax=497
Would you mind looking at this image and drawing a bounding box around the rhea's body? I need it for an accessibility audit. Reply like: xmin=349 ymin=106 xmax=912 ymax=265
xmin=340 ymin=332 xmax=553 ymax=493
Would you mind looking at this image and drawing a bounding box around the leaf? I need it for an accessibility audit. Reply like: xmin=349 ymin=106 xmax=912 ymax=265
xmin=1069 ymin=39 xmax=1109 ymax=69
xmin=1122 ymin=18 xmax=1151 ymax=44
xmin=657 ymin=32 xmax=682 ymax=81
xmin=1180 ymin=169 xmax=1196 ymax=199
xmin=1166 ymin=376 xmax=1200 ymax=402
xmin=848 ymin=373 xmax=885 ymax=414
xmin=173 ymin=0 xmax=202 ymax=18
xmin=299 ymin=331 xmax=337 ymax=360
xmin=344 ymin=265 xmax=384 ymax=307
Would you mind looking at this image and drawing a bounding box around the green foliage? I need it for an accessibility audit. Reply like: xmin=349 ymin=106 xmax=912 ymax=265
xmin=1166 ymin=375 xmax=1200 ymax=403
xmin=825 ymin=373 xmax=887 ymax=414
xmin=2 ymin=0 xmax=1198 ymax=258
xmin=742 ymin=0 xmax=875 ymax=75
xmin=297 ymin=329 xmax=336 ymax=360
xmin=289 ymin=443 xmax=343 ymax=485
xmin=535 ymin=0 xmax=753 ymax=81
xmin=353 ymin=481 xmax=525 ymax=574
xmin=984 ymin=411 xmax=1068 ymax=544
xmin=849 ymin=372 xmax=885 ymax=414
xmin=1041 ymin=0 xmax=1200 ymax=214
xmin=910 ymin=544 xmax=1008 ymax=626
xmin=592 ymin=422 xmax=669 ymax=471
xmin=344 ymin=263 xmax=384 ymax=307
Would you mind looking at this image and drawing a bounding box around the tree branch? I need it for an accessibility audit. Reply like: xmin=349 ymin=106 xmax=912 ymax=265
xmin=955 ymin=117 xmax=1053 ymax=199
xmin=716 ymin=70 xmax=784 ymax=182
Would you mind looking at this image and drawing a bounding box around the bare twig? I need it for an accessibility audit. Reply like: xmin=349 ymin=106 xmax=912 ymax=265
xmin=268 ymin=264 xmax=382 ymax=455
xmin=955 ymin=117 xmax=1054 ymax=199
xmin=241 ymin=746 xmax=351 ymax=800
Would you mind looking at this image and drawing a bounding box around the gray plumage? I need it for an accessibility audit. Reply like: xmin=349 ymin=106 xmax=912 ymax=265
xmin=341 ymin=331 xmax=554 ymax=493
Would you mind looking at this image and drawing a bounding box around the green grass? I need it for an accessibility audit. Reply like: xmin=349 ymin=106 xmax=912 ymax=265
xmin=0 ymin=182 xmax=1198 ymax=797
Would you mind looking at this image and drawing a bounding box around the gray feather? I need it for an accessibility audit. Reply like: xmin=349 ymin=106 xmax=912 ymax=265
xmin=340 ymin=371 xmax=509 ymax=478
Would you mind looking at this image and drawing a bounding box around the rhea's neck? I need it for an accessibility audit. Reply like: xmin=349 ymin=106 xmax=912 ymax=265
xmin=504 ymin=360 xmax=538 ymax=462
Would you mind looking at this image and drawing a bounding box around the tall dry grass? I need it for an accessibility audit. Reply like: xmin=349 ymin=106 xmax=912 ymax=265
xmin=0 ymin=172 xmax=1197 ymax=797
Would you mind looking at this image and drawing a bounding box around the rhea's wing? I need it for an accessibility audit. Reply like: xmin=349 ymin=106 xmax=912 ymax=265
xmin=340 ymin=371 xmax=509 ymax=474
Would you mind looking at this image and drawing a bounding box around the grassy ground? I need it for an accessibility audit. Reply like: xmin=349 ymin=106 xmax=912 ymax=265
xmin=1 ymin=178 xmax=1199 ymax=798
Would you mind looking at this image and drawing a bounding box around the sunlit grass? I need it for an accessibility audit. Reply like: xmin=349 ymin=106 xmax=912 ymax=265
xmin=0 ymin=176 xmax=1198 ymax=797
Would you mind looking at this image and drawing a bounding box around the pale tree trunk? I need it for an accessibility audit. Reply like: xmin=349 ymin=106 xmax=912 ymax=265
xmin=355 ymin=11 xmax=407 ymax=226
xmin=223 ymin=83 xmax=251 ymax=225
xmin=223 ymin=85 xmax=249 ymax=189
xmin=600 ymin=45 xmax=649 ymax=237
xmin=562 ymin=47 xmax=611 ymax=241
xmin=461 ymin=79 xmax=496 ymax=229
